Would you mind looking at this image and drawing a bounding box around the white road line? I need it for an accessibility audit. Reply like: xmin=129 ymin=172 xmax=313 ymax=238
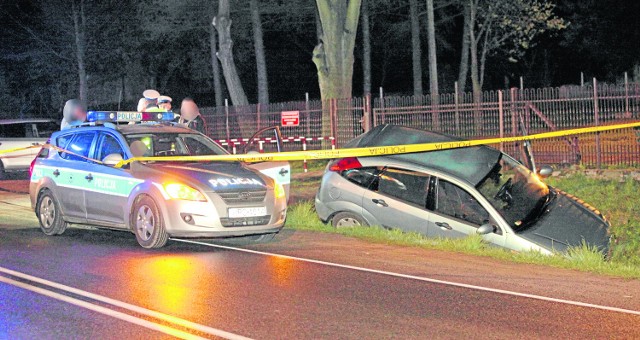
xmin=0 ymin=275 xmax=206 ymax=340
xmin=173 ymin=239 xmax=640 ymax=317
xmin=0 ymin=266 xmax=252 ymax=340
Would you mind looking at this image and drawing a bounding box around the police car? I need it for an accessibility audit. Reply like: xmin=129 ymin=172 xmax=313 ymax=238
xmin=29 ymin=111 xmax=290 ymax=248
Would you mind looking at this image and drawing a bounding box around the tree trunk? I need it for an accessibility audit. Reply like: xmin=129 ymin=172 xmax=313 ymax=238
xmin=213 ymin=0 xmax=252 ymax=136
xmin=409 ymin=0 xmax=423 ymax=97
xmin=213 ymin=0 xmax=248 ymax=107
xmin=72 ymin=0 xmax=87 ymax=103
xmin=209 ymin=21 xmax=223 ymax=108
xmin=313 ymin=0 xmax=362 ymax=139
xmin=361 ymin=0 xmax=371 ymax=95
xmin=468 ymin=0 xmax=482 ymax=133
xmin=425 ymin=0 xmax=439 ymax=129
xmin=250 ymin=0 xmax=269 ymax=106
xmin=469 ymin=1 xmax=481 ymax=103
xmin=457 ymin=1 xmax=470 ymax=93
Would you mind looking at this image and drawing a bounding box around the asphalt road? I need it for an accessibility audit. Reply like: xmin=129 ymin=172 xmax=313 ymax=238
xmin=1 ymin=182 xmax=640 ymax=339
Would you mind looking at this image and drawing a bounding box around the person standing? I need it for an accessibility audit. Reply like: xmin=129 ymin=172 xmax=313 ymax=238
xmin=158 ymin=95 xmax=172 ymax=111
xmin=60 ymin=99 xmax=87 ymax=130
xmin=179 ymin=98 xmax=206 ymax=134
xmin=136 ymin=89 xmax=160 ymax=112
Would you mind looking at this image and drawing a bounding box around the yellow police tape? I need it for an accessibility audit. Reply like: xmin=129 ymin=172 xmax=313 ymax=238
xmin=113 ymin=121 xmax=640 ymax=168
xmin=1 ymin=121 xmax=639 ymax=168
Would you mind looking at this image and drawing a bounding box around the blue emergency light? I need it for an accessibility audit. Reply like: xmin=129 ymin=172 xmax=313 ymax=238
xmin=87 ymin=111 xmax=175 ymax=123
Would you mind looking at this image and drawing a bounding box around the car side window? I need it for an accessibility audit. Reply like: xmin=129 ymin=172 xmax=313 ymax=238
xmin=374 ymin=168 xmax=430 ymax=207
xmin=435 ymin=179 xmax=489 ymax=226
xmin=96 ymin=133 xmax=125 ymax=162
xmin=60 ymin=132 xmax=95 ymax=162
xmin=341 ymin=167 xmax=379 ymax=188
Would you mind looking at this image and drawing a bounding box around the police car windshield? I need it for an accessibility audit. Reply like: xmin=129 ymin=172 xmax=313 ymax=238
xmin=125 ymin=133 xmax=227 ymax=157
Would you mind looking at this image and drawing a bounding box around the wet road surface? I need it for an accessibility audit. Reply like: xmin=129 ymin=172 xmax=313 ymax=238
xmin=1 ymin=189 xmax=640 ymax=339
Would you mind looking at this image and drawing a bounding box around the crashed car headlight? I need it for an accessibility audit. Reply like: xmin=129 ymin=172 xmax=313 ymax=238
xmin=164 ymin=183 xmax=207 ymax=202
xmin=274 ymin=183 xmax=286 ymax=199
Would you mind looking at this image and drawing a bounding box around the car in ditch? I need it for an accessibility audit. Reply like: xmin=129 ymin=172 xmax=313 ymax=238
xmin=0 ymin=118 xmax=58 ymax=179
xmin=29 ymin=111 xmax=290 ymax=248
xmin=315 ymin=124 xmax=610 ymax=255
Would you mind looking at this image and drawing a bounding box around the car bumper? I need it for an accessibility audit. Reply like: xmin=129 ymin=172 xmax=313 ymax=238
xmin=158 ymin=194 xmax=287 ymax=239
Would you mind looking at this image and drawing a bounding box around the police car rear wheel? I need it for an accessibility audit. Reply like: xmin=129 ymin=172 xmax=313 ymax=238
xmin=133 ymin=196 xmax=168 ymax=249
xmin=37 ymin=190 xmax=67 ymax=236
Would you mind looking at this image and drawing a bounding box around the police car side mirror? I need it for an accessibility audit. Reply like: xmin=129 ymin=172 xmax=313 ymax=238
xmin=102 ymin=153 xmax=124 ymax=167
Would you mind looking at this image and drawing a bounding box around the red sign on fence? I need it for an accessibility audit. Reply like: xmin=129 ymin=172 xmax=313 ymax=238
xmin=281 ymin=110 xmax=300 ymax=127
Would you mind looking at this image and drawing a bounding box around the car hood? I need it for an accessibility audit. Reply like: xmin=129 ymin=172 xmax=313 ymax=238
xmin=132 ymin=162 xmax=268 ymax=192
xmin=517 ymin=190 xmax=610 ymax=253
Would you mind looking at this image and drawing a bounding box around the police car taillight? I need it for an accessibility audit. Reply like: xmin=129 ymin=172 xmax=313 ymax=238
xmin=86 ymin=111 xmax=175 ymax=123
xmin=329 ymin=157 xmax=362 ymax=172
xmin=29 ymin=157 xmax=37 ymax=178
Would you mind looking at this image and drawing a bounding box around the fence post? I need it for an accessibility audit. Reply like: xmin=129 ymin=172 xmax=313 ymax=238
xmin=363 ymin=94 xmax=372 ymax=132
xmin=519 ymin=76 xmax=524 ymax=90
xmin=624 ymin=72 xmax=630 ymax=115
xmin=379 ymin=87 xmax=385 ymax=124
xmin=305 ymin=92 xmax=311 ymax=138
xmin=256 ymin=103 xmax=261 ymax=130
xmin=498 ymin=90 xmax=504 ymax=152
xmin=225 ymin=98 xmax=230 ymax=142
xmin=330 ymin=98 xmax=337 ymax=144
xmin=580 ymin=72 xmax=584 ymax=87
xmin=454 ymin=81 xmax=460 ymax=132
xmin=593 ymin=78 xmax=601 ymax=169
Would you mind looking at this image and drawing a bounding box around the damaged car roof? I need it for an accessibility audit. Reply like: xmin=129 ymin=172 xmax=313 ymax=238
xmin=344 ymin=124 xmax=501 ymax=186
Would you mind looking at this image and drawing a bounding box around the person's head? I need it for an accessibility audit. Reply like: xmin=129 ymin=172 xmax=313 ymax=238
xmin=63 ymin=99 xmax=87 ymax=122
xmin=180 ymin=98 xmax=200 ymax=121
xmin=158 ymin=95 xmax=172 ymax=111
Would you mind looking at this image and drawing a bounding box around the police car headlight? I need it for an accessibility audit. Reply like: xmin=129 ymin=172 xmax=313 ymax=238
xmin=274 ymin=183 xmax=286 ymax=199
xmin=164 ymin=183 xmax=207 ymax=202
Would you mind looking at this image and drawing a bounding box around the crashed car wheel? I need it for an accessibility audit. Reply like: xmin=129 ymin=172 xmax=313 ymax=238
xmin=331 ymin=212 xmax=368 ymax=228
xmin=133 ymin=196 xmax=168 ymax=249
xmin=36 ymin=190 xmax=67 ymax=236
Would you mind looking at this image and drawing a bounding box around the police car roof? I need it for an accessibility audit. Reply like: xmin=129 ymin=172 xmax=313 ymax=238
xmin=116 ymin=123 xmax=194 ymax=135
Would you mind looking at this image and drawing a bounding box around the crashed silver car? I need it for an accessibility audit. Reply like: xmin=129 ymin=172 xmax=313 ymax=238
xmin=315 ymin=124 xmax=610 ymax=254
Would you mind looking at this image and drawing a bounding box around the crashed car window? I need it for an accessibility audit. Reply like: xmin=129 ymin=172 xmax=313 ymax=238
xmin=374 ymin=168 xmax=430 ymax=207
xmin=342 ymin=167 xmax=379 ymax=188
xmin=435 ymin=179 xmax=489 ymax=226
xmin=125 ymin=133 xmax=227 ymax=157
xmin=476 ymin=154 xmax=549 ymax=229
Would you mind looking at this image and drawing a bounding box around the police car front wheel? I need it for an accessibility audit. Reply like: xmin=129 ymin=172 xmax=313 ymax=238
xmin=36 ymin=190 xmax=67 ymax=236
xmin=133 ymin=195 xmax=168 ymax=249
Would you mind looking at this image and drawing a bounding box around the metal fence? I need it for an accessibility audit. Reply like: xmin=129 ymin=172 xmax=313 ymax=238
xmin=201 ymin=80 xmax=640 ymax=168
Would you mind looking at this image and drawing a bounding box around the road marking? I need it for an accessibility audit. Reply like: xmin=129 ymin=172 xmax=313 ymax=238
xmin=173 ymin=239 xmax=640 ymax=317
xmin=0 ymin=266 xmax=252 ymax=340
xmin=0 ymin=275 xmax=207 ymax=340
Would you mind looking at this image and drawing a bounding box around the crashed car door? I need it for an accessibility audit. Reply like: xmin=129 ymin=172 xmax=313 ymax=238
xmin=361 ymin=167 xmax=432 ymax=235
xmin=428 ymin=177 xmax=505 ymax=248
xmin=243 ymin=126 xmax=291 ymax=201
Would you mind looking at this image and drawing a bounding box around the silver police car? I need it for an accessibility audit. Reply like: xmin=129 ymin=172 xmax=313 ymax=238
xmin=315 ymin=124 xmax=610 ymax=255
xmin=30 ymin=114 xmax=289 ymax=248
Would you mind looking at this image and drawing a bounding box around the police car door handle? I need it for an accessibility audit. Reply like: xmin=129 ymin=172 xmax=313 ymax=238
xmin=436 ymin=222 xmax=452 ymax=230
xmin=279 ymin=168 xmax=289 ymax=176
xmin=53 ymin=169 xmax=60 ymax=177
xmin=372 ymin=198 xmax=388 ymax=207
xmin=85 ymin=173 xmax=93 ymax=182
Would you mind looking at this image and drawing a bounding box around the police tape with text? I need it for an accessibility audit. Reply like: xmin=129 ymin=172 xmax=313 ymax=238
xmin=1 ymin=121 xmax=639 ymax=167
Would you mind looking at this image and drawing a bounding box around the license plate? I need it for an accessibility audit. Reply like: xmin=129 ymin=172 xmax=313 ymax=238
xmin=228 ymin=207 xmax=267 ymax=218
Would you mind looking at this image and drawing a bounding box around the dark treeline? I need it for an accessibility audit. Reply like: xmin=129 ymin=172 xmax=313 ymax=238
xmin=1 ymin=0 xmax=638 ymax=119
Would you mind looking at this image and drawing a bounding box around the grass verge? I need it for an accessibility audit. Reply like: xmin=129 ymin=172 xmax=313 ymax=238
xmin=285 ymin=198 xmax=640 ymax=280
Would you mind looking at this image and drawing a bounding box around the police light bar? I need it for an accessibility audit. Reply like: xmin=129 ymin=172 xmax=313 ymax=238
xmin=87 ymin=111 xmax=175 ymax=123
